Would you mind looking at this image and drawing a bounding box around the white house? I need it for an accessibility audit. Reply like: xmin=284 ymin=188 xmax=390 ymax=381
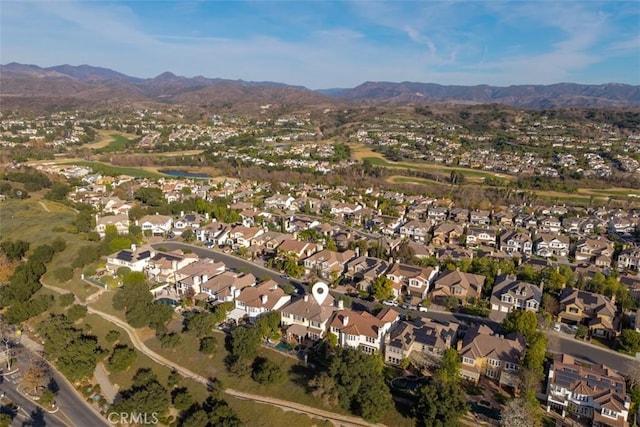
xmin=139 ymin=213 xmax=173 ymax=236
xmin=328 ymin=307 xmax=399 ymax=354
xmin=234 ymin=279 xmax=291 ymax=321
xmin=106 ymin=244 xmax=154 ymax=272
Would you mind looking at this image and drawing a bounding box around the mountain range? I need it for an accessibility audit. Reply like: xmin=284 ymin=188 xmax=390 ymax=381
xmin=1 ymin=62 xmax=639 ymax=112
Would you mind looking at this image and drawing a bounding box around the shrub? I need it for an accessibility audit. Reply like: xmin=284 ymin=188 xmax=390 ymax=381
xmin=251 ymin=357 xmax=285 ymax=384
xmin=66 ymin=304 xmax=88 ymax=322
xmin=159 ymin=332 xmax=181 ymax=348
xmin=199 ymin=336 xmax=217 ymax=354
xmin=107 ymin=345 xmax=137 ymax=373
xmin=105 ymin=330 xmax=121 ymax=344
xmin=54 ymin=267 xmax=74 ymax=282
xmin=58 ymin=293 xmax=75 ymax=307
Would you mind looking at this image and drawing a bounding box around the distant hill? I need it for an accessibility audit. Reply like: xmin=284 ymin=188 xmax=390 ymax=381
xmin=0 ymin=63 xmax=333 ymax=112
xmin=332 ymin=81 xmax=640 ymax=109
xmin=1 ymin=63 xmax=638 ymax=111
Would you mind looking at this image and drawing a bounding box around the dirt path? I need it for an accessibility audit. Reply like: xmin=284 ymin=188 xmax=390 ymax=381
xmin=38 ymin=201 xmax=50 ymax=212
xmin=93 ymin=363 xmax=118 ymax=403
xmin=40 ymin=281 xmax=381 ymax=427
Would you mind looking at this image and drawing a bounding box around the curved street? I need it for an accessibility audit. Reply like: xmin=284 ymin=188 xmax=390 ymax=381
xmin=153 ymin=241 xmax=640 ymax=375
xmin=39 ymin=278 xmax=381 ymax=427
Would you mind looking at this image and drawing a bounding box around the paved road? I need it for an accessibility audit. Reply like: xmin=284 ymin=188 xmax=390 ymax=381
xmin=544 ymin=331 xmax=640 ymax=375
xmin=8 ymin=345 xmax=108 ymax=427
xmin=1 ymin=369 xmax=67 ymax=427
xmin=155 ymin=242 xmax=640 ymax=376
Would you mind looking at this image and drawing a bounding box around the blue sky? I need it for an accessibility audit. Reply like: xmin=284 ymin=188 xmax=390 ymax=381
xmin=1 ymin=1 xmax=638 ymax=89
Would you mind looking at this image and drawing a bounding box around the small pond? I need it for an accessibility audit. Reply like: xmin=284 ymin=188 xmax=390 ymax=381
xmin=160 ymin=169 xmax=211 ymax=178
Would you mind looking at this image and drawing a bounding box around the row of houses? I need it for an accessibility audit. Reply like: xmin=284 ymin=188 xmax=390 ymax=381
xmin=106 ymin=242 xmax=623 ymax=339
xmin=103 ymin=242 xmax=632 ymax=427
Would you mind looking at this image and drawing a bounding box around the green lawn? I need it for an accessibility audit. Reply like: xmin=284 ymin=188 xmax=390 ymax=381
xmin=361 ymin=156 xmax=512 ymax=182
xmin=98 ymin=134 xmax=137 ymax=153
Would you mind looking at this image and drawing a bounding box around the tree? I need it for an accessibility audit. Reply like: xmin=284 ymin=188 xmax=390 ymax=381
xmin=0 ymin=414 xmax=13 ymax=427
xmin=620 ymin=329 xmax=640 ymax=353
xmin=0 ymin=240 xmax=29 ymax=261
xmin=541 ymin=293 xmax=560 ymax=315
xmin=309 ymin=348 xmax=393 ymax=422
xmin=39 ymin=388 xmax=56 ymax=407
xmin=251 ymin=357 xmax=285 ymax=384
xmin=255 ymin=311 xmax=281 ymax=338
xmin=436 ymin=348 xmax=461 ymax=384
xmin=111 ymin=369 xmax=170 ymax=417
xmin=575 ymin=324 xmax=588 ymax=339
xmin=66 ymin=304 xmax=87 ymax=322
xmin=523 ymin=333 xmax=548 ymax=377
xmin=108 ymin=345 xmax=137 ymax=373
xmin=199 ymin=336 xmax=217 ymax=354
xmin=57 ymin=336 xmax=103 ymax=381
xmin=500 ymin=398 xmax=541 ymax=427
xmin=228 ymin=326 xmax=261 ymax=362
xmin=414 ymin=378 xmax=468 ymax=427
xmin=184 ymin=311 xmax=217 ymax=338
xmin=370 ymin=275 xmax=394 ymax=301
xmin=22 ymin=361 xmax=47 ymax=395
xmin=172 ymin=387 xmax=193 ymax=411
xmin=502 ymin=309 xmax=538 ymax=341
xmin=182 ymin=229 xmax=195 ymax=242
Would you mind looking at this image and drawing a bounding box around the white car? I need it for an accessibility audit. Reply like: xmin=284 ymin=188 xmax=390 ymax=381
xmin=382 ymin=300 xmax=398 ymax=307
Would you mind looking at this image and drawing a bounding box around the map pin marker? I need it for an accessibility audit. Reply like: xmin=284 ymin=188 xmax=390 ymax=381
xmin=311 ymin=281 xmax=329 ymax=306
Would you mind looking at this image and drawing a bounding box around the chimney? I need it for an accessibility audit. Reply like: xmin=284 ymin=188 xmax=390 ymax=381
xmin=194 ymin=275 xmax=200 ymax=286
xmin=304 ymin=295 xmax=309 ymax=302
xmin=261 ymin=294 xmax=268 ymax=304
xmin=131 ymin=243 xmax=137 ymax=252
xmin=180 ymin=211 xmax=184 ymax=217
xmin=338 ymin=299 xmax=344 ymax=309
xmin=342 ymin=315 xmax=349 ymax=326
xmin=202 ymin=274 xmax=208 ymax=283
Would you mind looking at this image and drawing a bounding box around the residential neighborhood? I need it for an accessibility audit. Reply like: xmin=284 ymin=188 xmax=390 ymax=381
xmin=1 ymin=106 xmax=639 ymax=427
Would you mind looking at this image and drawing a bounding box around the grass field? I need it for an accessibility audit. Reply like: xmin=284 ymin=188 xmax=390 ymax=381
xmin=0 ymin=197 xmax=101 ymax=298
xmin=99 ymin=134 xmax=136 ymax=153
xmin=145 ymin=325 xmax=413 ymax=426
xmin=89 ymin=291 xmax=129 ymax=321
xmin=79 ymin=313 xmax=210 ymax=402
xmin=84 ymin=131 xmax=139 ymax=150
xmin=226 ymin=396 xmax=334 ymax=427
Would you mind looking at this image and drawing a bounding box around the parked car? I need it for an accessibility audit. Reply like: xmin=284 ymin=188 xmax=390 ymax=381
xmin=204 ymin=241 xmax=214 ymax=248
xmin=382 ymin=300 xmax=398 ymax=307
xmin=418 ymin=306 xmax=429 ymax=313
xmin=553 ymin=323 xmax=561 ymax=332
